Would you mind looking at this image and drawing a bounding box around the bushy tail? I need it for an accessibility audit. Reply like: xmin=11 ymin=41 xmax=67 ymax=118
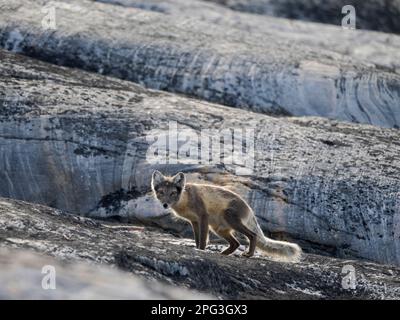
xmin=247 ymin=216 xmax=302 ymax=263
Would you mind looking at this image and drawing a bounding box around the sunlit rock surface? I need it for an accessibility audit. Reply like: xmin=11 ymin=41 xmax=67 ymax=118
xmin=0 ymin=248 xmax=211 ymax=299
xmin=97 ymin=0 xmax=400 ymax=72
xmin=0 ymin=0 xmax=399 ymax=127
xmin=0 ymin=50 xmax=399 ymax=265
xmin=1 ymin=197 xmax=400 ymax=299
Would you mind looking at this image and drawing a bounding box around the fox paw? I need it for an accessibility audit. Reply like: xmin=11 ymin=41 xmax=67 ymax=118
xmin=241 ymin=252 xmax=253 ymax=258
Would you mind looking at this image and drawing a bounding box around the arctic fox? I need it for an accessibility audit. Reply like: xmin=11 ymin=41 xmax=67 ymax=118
xmin=151 ymin=171 xmax=302 ymax=262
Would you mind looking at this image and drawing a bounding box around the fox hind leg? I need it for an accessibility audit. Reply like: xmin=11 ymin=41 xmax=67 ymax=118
xmin=225 ymin=209 xmax=257 ymax=258
xmin=217 ymin=230 xmax=240 ymax=255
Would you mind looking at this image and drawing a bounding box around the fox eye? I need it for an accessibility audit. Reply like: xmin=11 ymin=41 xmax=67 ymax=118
xmin=170 ymin=191 xmax=177 ymax=196
xmin=158 ymin=190 xmax=164 ymax=196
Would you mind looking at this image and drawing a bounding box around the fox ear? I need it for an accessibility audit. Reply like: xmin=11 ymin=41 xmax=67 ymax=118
xmin=151 ymin=170 xmax=164 ymax=188
xmin=173 ymin=172 xmax=186 ymax=189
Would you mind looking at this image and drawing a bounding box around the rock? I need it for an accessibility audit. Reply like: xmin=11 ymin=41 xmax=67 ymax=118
xmin=0 ymin=248 xmax=211 ymax=299
xmin=98 ymin=0 xmax=400 ymax=72
xmin=0 ymin=49 xmax=399 ymax=265
xmin=205 ymin=0 xmax=400 ymax=34
xmin=1 ymin=0 xmax=400 ymax=127
xmin=1 ymin=197 xmax=400 ymax=299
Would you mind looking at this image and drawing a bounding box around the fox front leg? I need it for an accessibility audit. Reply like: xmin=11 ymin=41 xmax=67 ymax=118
xmin=191 ymin=221 xmax=200 ymax=248
xmin=198 ymin=215 xmax=209 ymax=250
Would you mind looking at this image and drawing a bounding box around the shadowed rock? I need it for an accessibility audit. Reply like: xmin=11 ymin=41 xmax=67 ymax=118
xmin=205 ymin=0 xmax=400 ymax=34
xmin=0 ymin=50 xmax=399 ymax=265
xmin=1 ymin=197 xmax=400 ymax=299
xmin=0 ymin=0 xmax=400 ymax=127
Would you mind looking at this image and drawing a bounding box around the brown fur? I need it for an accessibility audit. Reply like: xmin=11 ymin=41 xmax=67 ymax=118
xmin=151 ymin=171 xmax=302 ymax=261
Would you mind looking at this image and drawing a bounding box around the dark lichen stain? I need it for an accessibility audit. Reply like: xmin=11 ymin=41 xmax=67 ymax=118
xmin=97 ymin=187 xmax=142 ymax=211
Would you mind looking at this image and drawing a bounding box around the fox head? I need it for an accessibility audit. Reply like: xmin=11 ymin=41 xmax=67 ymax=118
xmin=151 ymin=171 xmax=186 ymax=209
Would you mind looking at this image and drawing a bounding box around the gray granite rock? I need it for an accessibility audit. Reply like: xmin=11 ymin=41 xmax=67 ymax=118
xmin=0 ymin=0 xmax=400 ymax=127
xmin=1 ymin=197 xmax=400 ymax=299
xmin=0 ymin=49 xmax=399 ymax=266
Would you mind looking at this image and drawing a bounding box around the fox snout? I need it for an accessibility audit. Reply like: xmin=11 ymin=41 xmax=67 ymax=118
xmin=163 ymin=203 xmax=168 ymax=209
